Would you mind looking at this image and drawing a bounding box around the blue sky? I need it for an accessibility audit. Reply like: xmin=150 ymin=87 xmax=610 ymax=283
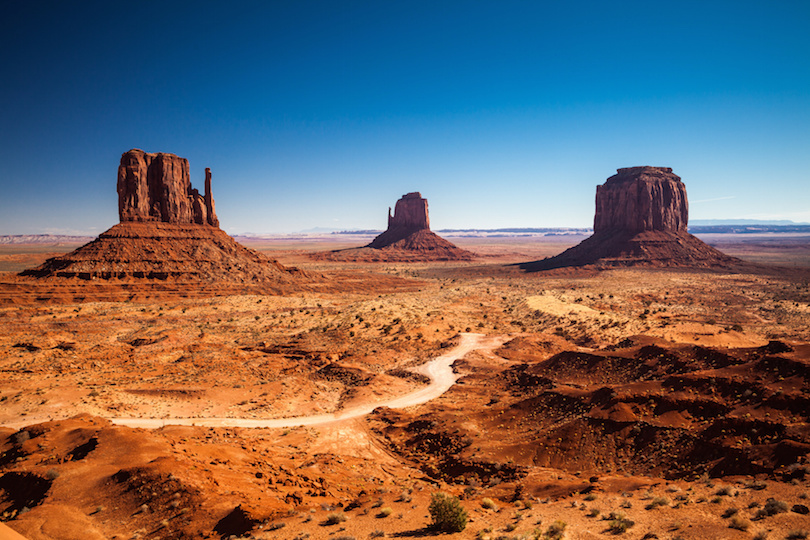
xmin=1 ymin=1 xmax=808 ymax=235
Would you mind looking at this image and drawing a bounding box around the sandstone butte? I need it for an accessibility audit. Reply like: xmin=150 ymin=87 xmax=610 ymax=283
xmin=20 ymin=150 xmax=307 ymax=287
xmin=314 ymin=192 xmax=474 ymax=262
xmin=520 ymin=166 xmax=740 ymax=270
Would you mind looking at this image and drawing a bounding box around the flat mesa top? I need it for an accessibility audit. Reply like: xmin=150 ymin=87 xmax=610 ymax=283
xmin=606 ymin=166 xmax=681 ymax=185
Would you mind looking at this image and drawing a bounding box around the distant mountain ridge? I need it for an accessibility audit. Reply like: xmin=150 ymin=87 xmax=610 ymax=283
xmin=0 ymin=234 xmax=96 ymax=245
xmin=690 ymin=219 xmax=809 ymax=226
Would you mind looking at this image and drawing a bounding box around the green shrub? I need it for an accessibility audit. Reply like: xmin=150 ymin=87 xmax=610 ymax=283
xmin=429 ymin=492 xmax=468 ymax=533
xmin=607 ymin=512 xmax=634 ymax=534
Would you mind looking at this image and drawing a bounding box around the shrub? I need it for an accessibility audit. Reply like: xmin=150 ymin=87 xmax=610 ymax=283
xmin=607 ymin=512 xmax=634 ymax=534
xmin=429 ymin=492 xmax=467 ymax=532
xmin=377 ymin=507 xmax=392 ymax=518
xmin=755 ymin=499 xmax=789 ymax=519
xmin=325 ymin=512 xmax=347 ymax=525
xmin=583 ymin=493 xmax=597 ymax=501
xmin=545 ymin=520 xmax=567 ymax=540
xmin=786 ymin=532 xmax=808 ymax=540
xmin=482 ymin=498 xmax=498 ymax=510
xmin=722 ymin=507 xmax=739 ymax=518
xmin=645 ymin=496 xmax=669 ymax=509
xmin=369 ymin=532 xmax=385 ymax=539
xmin=729 ymin=515 xmax=750 ymax=531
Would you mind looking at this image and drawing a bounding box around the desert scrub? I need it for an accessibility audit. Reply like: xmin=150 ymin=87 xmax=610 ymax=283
xmin=545 ymin=520 xmax=567 ymax=540
xmin=324 ymin=511 xmax=347 ymax=525
xmin=429 ymin=492 xmax=467 ymax=532
xmin=786 ymin=532 xmax=809 ymax=540
xmin=583 ymin=493 xmax=597 ymax=501
xmin=481 ymin=497 xmax=498 ymax=510
xmin=755 ymin=499 xmax=789 ymax=519
xmin=722 ymin=507 xmax=739 ymax=518
xmin=377 ymin=507 xmax=392 ymax=518
xmin=728 ymin=515 xmax=750 ymax=531
xmin=607 ymin=512 xmax=634 ymax=533
xmin=645 ymin=496 xmax=669 ymax=509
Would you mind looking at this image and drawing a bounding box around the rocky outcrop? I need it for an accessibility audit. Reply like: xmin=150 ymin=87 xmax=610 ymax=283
xmin=594 ymin=167 xmax=688 ymax=234
xmin=312 ymin=192 xmax=473 ymax=261
xmin=368 ymin=192 xmax=430 ymax=248
xmin=21 ymin=150 xmax=308 ymax=288
xmin=117 ymin=149 xmax=218 ymax=226
xmin=520 ymin=167 xmax=739 ymax=271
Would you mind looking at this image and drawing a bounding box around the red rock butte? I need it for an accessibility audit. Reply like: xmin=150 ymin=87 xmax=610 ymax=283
xmin=520 ymin=166 xmax=739 ymax=270
xmin=20 ymin=150 xmax=307 ymax=288
xmin=313 ymin=192 xmax=473 ymax=262
xmin=118 ymin=149 xmax=219 ymax=227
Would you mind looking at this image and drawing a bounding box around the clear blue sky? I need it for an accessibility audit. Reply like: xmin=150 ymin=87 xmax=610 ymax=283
xmin=1 ymin=0 xmax=808 ymax=235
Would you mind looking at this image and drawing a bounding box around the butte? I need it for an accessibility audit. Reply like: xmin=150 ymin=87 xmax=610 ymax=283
xmin=312 ymin=192 xmax=474 ymax=262
xmin=520 ymin=166 xmax=740 ymax=270
xmin=20 ymin=149 xmax=308 ymax=291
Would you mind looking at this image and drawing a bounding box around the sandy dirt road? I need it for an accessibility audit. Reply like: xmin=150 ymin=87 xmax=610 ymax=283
xmin=107 ymin=332 xmax=502 ymax=429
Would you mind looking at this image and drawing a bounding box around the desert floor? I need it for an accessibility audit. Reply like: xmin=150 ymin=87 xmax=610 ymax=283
xmin=0 ymin=234 xmax=809 ymax=540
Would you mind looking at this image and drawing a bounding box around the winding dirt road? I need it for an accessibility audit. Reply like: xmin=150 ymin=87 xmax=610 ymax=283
xmin=108 ymin=332 xmax=501 ymax=429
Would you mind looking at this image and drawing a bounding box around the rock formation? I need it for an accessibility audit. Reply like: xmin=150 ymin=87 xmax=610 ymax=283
xmin=594 ymin=167 xmax=688 ymax=234
xmin=117 ymin=149 xmax=219 ymax=226
xmin=21 ymin=150 xmax=306 ymax=288
xmin=367 ymin=192 xmax=430 ymax=248
xmin=520 ymin=167 xmax=739 ymax=270
xmin=313 ymin=192 xmax=473 ymax=262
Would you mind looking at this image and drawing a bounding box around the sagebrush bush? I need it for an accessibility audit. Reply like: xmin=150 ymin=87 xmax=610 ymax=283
xmin=429 ymin=492 xmax=467 ymax=532
xmin=325 ymin=512 xmax=347 ymax=525
xmin=729 ymin=515 xmax=750 ymax=531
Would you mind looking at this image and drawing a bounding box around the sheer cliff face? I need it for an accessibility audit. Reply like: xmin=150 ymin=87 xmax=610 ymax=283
xmin=594 ymin=167 xmax=688 ymax=234
xmin=117 ymin=149 xmax=219 ymax=226
xmin=388 ymin=192 xmax=430 ymax=232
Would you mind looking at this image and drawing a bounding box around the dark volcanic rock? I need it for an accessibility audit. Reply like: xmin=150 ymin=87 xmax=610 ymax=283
xmin=520 ymin=167 xmax=739 ymax=271
xmin=594 ymin=167 xmax=688 ymax=234
xmin=117 ymin=149 xmax=218 ymax=226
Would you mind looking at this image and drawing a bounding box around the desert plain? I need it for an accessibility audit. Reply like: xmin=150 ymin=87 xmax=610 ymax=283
xmin=0 ymin=233 xmax=809 ymax=540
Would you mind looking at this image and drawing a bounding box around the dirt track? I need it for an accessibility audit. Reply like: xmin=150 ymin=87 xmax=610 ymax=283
xmin=107 ymin=332 xmax=502 ymax=429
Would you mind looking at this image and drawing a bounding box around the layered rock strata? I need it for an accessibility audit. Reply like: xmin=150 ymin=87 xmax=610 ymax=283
xmin=117 ymin=149 xmax=218 ymax=226
xmin=520 ymin=167 xmax=739 ymax=270
xmin=368 ymin=192 xmax=430 ymax=248
xmin=21 ymin=150 xmax=306 ymax=287
xmin=313 ymin=192 xmax=473 ymax=261
xmin=594 ymin=167 xmax=687 ymax=234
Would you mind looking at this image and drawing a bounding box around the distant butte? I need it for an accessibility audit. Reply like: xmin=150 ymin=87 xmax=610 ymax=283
xmin=520 ymin=166 xmax=740 ymax=270
xmin=313 ymin=192 xmax=474 ymax=262
xmin=20 ymin=150 xmax=307 ymax=288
